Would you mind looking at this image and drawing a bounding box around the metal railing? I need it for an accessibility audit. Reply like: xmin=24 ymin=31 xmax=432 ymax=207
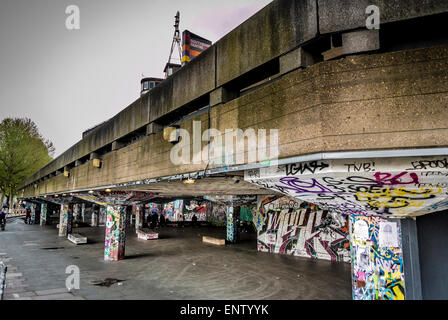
xmin=0 ymin=261 xmax=7 ymax=300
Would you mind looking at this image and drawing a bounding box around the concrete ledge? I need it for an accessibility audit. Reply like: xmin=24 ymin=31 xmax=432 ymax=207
xmin=137 ymin=230 xmax=159 ymax=240
xmin=202 ymin=236 xmax=226 ymax=246
xmin=68 ymin=234 xmax=88 ymax=245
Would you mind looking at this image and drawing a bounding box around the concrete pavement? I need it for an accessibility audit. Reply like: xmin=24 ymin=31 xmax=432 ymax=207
xmin=0 ymin=217 xmax=352 ymax=300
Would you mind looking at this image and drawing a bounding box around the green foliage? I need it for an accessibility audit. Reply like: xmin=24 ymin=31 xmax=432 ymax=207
xmin=0 ymin=118 xmax=54 ymax=200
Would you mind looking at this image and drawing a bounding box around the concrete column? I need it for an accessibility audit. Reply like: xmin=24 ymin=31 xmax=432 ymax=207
xmin=99 ymin=207 xmax=106 ymax=226
xmin=226 ymin=206 xmax=239 ymax=244
xmin=349 ymin=215 xmax=406 ymax=300
xmin=91 ymin=206 xmax=99 ymax=227
xmin=59 ymin=204 xmax=68 ymax=237
xmin=81 ymin=203 xmax=86 ymax=223
xmin=30 ymin=204 xmax=36 ymax=224
xmin=40 ymin=203 xmax=49 ymax=227
xmin=58 ymin=204 xmax=73 ymax=237
xmin=135 ymin=205 xmax=143 ymax=232
xmin=104 ymin=205 xmax=127 ymax=262
xmin=73 ymin=204 xmax=81 ymax=223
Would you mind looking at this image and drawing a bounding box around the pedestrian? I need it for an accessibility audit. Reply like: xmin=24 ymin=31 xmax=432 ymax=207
xmin=25 ymin=206 xmax=31 ymax=224
xmin=192 ymin=214 xmax=198 ymax=228
xmin=160 ymin=214 xmax=166 ymax=228
xmin=0 ymin=206 xmax=7 ymax=231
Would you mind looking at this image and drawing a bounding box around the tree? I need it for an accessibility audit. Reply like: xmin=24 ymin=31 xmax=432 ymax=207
xmin=0 ymin=118 xmax=54 ymax=208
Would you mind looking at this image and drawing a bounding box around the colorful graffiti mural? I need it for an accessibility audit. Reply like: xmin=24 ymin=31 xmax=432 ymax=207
xmin=256 ymin=196 xmax=350 ymax=262
xmin=40 ymin=203 xmax=48 ymax=227
xmin=104 ymin=206 xmax=126 ymax=261
xmin=184 ymin=200 xmax=207 ymax=221
xmin=163 ymin=200 xmax=184 ymax=222
xmin=350 ymin=215 xmax=405 ymax=300
xmin=245 ymin=157 xmax=448 ymax=218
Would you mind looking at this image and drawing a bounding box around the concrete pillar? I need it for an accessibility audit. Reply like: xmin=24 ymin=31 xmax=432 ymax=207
xmin=58 ymin=204 xmax=73 ymax=237
xmin=40 ymin=203 xmax=49 ymax=227
xmin=226 ymin=206 xmax=239 ymax=244
xmin=73 ymin=204 xmax=81 ymax=223
xmin=99 ymin=206 xmax=106 ymax=226
xmin=104 ymin=205 xmax=127 ymax=262
xmin=349 ymin=215 xmax=406 ymax=300
xmin=81 ymin=203 xmax=86 ymax=223
xmin=91 ymin=206 xmax=99 ymax=227
xmin=30 ymin=204 xmax=36 ymax=224
xmin=135 ymin=205 xmax=143 ymax=232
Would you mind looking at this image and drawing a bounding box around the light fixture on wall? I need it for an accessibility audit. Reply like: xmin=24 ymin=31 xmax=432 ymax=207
xmin=105 ymin=189 xmax=112 ymax=193
xmin=183 ymin=178 xmax=196 ymax=185
xmin=88 ymin=190 xmax=94 ymax=194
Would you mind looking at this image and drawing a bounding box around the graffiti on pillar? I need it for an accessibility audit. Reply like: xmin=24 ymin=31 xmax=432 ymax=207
xmin=226 ymin=206 xmax=238 ymax=243
xmin=184 ymin=200 xmax=207 ymax=221
xmin=40 ymin=204 xmax=47 ymax=227
xmin=245 ymin=157 xmax=448 ymax=218
xmin=256 ymin=196 xmax=350 ymax=262
xmin=30 ymin=205 xmax=36 ymax=224
xmin=104 ymin=206 xmax=126 ymax=261
xmin=81 ymin=203 xmax=86 ymax=223
xmin=350 ymin=215 xmax=405 ymax=300
xmin=59 ymin=205 xmax=69 ymax=237
xmin=99 ymin=207 xmax=107 ymax=226
xmin=163 ymin=200 xmax=184 ymax=222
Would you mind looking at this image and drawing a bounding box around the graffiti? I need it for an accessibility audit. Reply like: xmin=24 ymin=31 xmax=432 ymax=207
xmin=184 ymin=200 xmax=207 ymax=221
xmin=278 ymin=177 xmax=345 ymax=195
xmin=356 ymin=187 xmax=442 ymax=213
xmin=207 ymin=203 xmax=227 ymax=226
xmin=163 ymin=200 xmax=184 ymax=222
xmin=40 ymin=203 xmax=48 ymax=227
xmin=256 ymin=196 xmax=350 ymax=262
xmin=407 ymin=158 xmax=448 ymax=171
xmin=245 ymin=157 xmax=448 ymax=217
xmin=345 ymin=161 xmax=376 ymax=173
xmin=104 ymin=206 xmax=126 ymax=261
xmin=226 ymin=207 xmax=238 ymax=243
xmin=58 ymin=205 xmax=69 ymax=237
xmin=351 ymin=215 xmax=405 ymax=300
xmin=285 ymin=161 xmax=329 ymax=176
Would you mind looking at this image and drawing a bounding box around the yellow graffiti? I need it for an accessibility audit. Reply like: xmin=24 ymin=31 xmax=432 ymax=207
xmin=356 ymin=187 xmax=442 ymax=210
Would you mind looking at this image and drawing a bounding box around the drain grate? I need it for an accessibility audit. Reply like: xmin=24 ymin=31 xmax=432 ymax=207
xmin=90 ymin=278 xmax=125 ymax=287
xmin=40 ymin=247 xmax=65 ymax=250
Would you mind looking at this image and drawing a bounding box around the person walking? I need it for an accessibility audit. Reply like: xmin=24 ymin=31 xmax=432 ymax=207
xmin=0 ymin=206 xmax=7 ymax=231
xmin=25 ymin=206 xmax=31 ymax=224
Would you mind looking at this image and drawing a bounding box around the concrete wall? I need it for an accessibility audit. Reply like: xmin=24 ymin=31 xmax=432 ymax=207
xmin=20 ymin=0 xmax=448 ymax=190
xmin=20 ymin=45 xmax=448 ymax=198
xmin=318 ymin=0 xmax=448 ymax=34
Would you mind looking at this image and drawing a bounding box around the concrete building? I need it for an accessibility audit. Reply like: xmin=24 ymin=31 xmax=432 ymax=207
xmin=18 ymin=0 xmax=448 ymax=300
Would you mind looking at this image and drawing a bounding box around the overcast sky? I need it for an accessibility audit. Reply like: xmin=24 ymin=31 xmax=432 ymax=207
xmin=0 ymin=0 xmax=272 ymax=157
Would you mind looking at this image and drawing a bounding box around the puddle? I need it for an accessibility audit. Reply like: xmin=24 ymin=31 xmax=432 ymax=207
xmin=90 ymin=278 xmax=125 ymax=287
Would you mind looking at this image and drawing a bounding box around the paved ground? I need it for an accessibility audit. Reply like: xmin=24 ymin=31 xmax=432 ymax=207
xmin=0 ymin=216 xmax=352 ymax=300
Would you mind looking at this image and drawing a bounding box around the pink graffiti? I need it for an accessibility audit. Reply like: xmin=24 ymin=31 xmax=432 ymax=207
xmin=373 ymin=172 xmax=419 ymax=187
